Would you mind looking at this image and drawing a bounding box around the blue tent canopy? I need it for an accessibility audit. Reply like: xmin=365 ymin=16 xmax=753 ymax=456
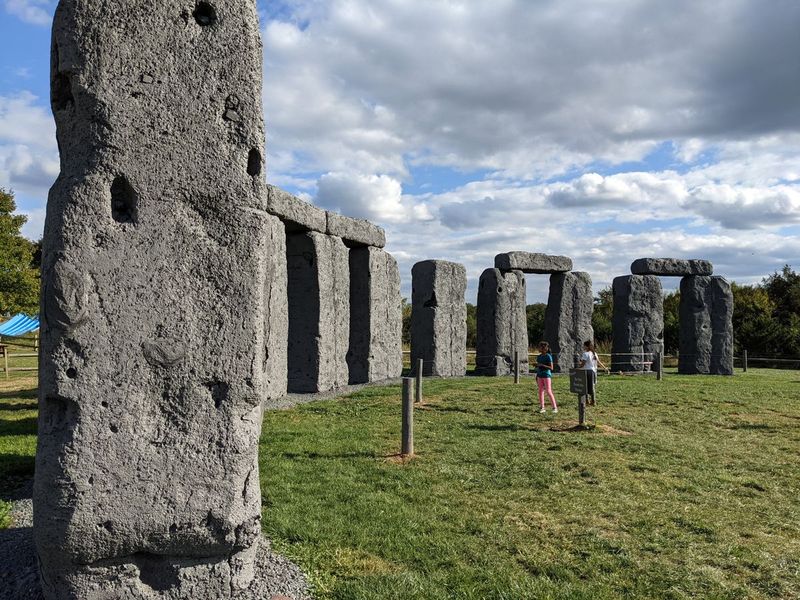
xmin=0 ymin=314 xmax=40 ymax=337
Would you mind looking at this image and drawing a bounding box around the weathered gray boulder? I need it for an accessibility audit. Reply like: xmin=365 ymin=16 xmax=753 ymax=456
xmin=411 ymin=260 xmax=467 ymax=377
xmin=266 ymin=184 xmax=327 ymax=233
xmin=475 ymin=269 xmax=529 ymax=376
xmin=35 ymin=1 xmax=282 ymax=597
xmin=679 ymin=276 xmax=734 ymax=375
xmin=611 ymin=275 xmax=664 ymax=372
xmin=542 ymin=272 xmax=594 ymax=372
xmin=495 ymin=252 xmax=572 ymax=274
xmin=631 ymin=258 xmax=713 ymax=276
xmin=348 ymin=247 xmax=403 ymax=383
xmin=327 ymin=212 xmax=386 ymax=248
xmin=287 ymin=232 xmax=350 ymax=392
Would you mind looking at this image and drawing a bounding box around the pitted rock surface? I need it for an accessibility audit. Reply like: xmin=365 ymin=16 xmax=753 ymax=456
xmin=326 ymin=212 xmax=386 ymax=248
xmin=495 ymin=252 xmax=572 ymax=274
xmin=411 ymin=260 xmax=467 ymax=378
xmin=542 ymin=272 xmax=594 ymax=372
xmin=348 ymin=247 xmax=403 ymax=384
xmin=611 ymin=275 xmax=664 ymax=372
xmin=679 ymin=276 xmax=734 ymax=375
xmin=475 ymin=269 xmax=529 ymax=376
xmin=35 ymin=1 xmax=285 ymax=597
xmin=630 ymin=258 xmax=713 ymax=277
xmin=267 ymin=184 xmax=327 ymax=234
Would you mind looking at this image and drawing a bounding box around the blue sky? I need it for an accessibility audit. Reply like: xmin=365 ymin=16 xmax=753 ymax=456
xmin=1 ymin=0 xmax=799 ymax=301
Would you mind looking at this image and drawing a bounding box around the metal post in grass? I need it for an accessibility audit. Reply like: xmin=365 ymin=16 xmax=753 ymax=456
xmin=514 ymin=351 xmax=520 ymax=384
xmin=743 ymin=349 xmax=748 ymax=373
xmin=656 ymin=351 xmax=663 ymax=381
xmin=2 ymin=345 xmax=7 ymax=380
xmin=402 ymin=377 xmax=414 ymax=456
xmin=415 ymin=358 xmax=423 ymax=404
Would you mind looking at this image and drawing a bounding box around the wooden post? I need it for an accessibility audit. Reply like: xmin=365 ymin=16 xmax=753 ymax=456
xmin=514 ymin=351 xmax=520 ymax=384
xmin=2 ymin=345 xmax=7 ymax=380
xmin=743 ymin=349 xmax=748 ymax=373
xmin=656 ymin=351 xmax=663 ymax=381
xmin=415 ymin=359 xmax=423 ymax=404
xmin=401 ymin=378 xmax=414 ymax=456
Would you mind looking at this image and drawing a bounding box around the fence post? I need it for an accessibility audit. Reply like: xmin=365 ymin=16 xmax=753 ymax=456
xmin=656 ymin=351 xmax=663 ymax=381
xmin=514 ymin=351 xmax=520 ymax=384
xmin=401 ymin=378 xmax=414 ymax=456
xmin=2 ymin=345 xmax=7 ymax=380
xmin=415 ymin=359 xmax=423 ymax=404
xmin=743 ymin=349 xmax=748 ymax=373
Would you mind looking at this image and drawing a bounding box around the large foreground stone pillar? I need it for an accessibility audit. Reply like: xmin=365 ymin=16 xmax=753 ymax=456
xmin=611 ymin=275 xmax=664 ymax=372
xmin=287 ymin=232 xmax=350 ymax=392
xmin=411 ymin=260 xmax=467 ymax=377
xmin=679 ymin=276 xmax=734 ymax=375
xmin=475 ymin=269 xmax=529 ymax=376
xmin=542 ymin=272 xmax=594 ymax=372
xmin=35 ymin=1 xmax=281 ymax=597
xmin=348 ymin=247 xmax=403 ymax=383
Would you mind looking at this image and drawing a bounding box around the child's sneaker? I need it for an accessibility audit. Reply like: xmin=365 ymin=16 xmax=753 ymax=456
xmin=552 ymin=408 xmax=559 ymax=414
xmin=538 ymin=407 xmax=546 ymax=414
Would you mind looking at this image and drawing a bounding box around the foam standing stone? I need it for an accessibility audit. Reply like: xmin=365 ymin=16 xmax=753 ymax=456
xmin=286 ymin=232 xmax=350 ymax=392
xmin=266 ymin=184 xmax=327 ymax=233
xmin=348 ymin=247 xmax=403 ymax=383
xmin=610 ymin=275 xmax=664 ymax=372
xmin=631 ymin=258 xmax=713 ymax=276
xmin=475 ymin=269 xmax=529 ymax=376
xmin=494 ymin=252 xmax=572 ymax=274
xmin=542 ymin=272 xmax=594 ymax=372
xmin=410 ymin=260 xmax=467 ymax=378
xmin=326 ymin=212 xmax=386 ymax=248
xmin=679 ymin=276 xmax=734 ymax=375
xmin=35 ymin=1 xmax=281 ymax=596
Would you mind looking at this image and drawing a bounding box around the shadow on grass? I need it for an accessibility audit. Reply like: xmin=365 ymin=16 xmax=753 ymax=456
xmin=0 ymin=418 xmax=37 ymax=436
xmin=0 ymin=401 xmax=37 ymax=412
xmin=281 ymin=450 xmax=380 ymax=461
xmin=464 ymin=423 xmax=529 ymax=432
xmin=0 ymin=388 xmax=37 ymax=400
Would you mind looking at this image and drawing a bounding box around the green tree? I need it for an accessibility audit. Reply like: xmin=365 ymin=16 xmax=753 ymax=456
xmin=0 ymin=189 xmax=40 ymax=316
xmin=466 ymin=303 xmax=477 ymax=348
xmin=592 ymin=287 xmax=613 ymax=344
xmin=662 ymin=291 xmax=680 ymax=354
xmin=731 ymin=282 xmax=781 ymax=355
xmin=526 ymin=303 xmax=546 ymax=348
xmin=401 ymin=297 xmax=412 ymax=346
xmin=761 ymin=266 xmax=800 ymax=355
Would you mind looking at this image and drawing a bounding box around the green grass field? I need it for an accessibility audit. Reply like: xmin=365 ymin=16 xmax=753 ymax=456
xmin=2 ymin=369 xmax=799 ymax=598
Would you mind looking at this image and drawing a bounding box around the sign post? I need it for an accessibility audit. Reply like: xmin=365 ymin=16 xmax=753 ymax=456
xmin=569 ymin=369 xmax=589 ymax=427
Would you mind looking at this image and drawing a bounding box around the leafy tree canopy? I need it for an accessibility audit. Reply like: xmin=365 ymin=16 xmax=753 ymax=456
xmin=0 ymin=188 xmax=40 ymax=316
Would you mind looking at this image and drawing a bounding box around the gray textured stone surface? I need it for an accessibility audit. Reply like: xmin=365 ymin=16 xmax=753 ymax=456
xmin=495 ymin=252 xmax=572 ymax=274
xmin=475 ymin=269 xmax=529 ymax=376
xmin=266 ymin=184 xmax=327 ymax=233
xmin=410 ymin=260 xmax=467 ymax=377
xmin=326 ymin=211 xmax=386 ymax=248
xmin=679 ymin=276 xmax=734 ymax=375
xmin=610 ymin=275 xmax=664 ymax=372
xmin=348 ymin=247 xmax=403 ymax=384
xmin=542 ymin=272 xmax=594 ymax=372
xmin=35 ymin=1 xmax=283 ymax=597
xmin=631 ymin=258 xmax=713 ymax=276
xmin=287 ymin=232 xmax=350 ymax=392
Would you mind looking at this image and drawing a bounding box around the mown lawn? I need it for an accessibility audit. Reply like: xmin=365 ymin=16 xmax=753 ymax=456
xmin=3 ymin=369 xmax=798 ymax=598
xmin=261 ymin=370 xmax=800 ymax=599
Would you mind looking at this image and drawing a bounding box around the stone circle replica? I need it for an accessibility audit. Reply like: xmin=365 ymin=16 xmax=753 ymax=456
xmin=32 ymin=1 xmax=735 ymax=596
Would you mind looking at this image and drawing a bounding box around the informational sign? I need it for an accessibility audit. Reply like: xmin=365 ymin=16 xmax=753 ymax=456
xmin=569 ymin=369 xmax=588 ymax=395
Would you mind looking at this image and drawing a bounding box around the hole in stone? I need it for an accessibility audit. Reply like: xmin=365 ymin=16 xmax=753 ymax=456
xmin=206 ymin=381 xmax=229 ymax=409
xmin=133 ymin=552 xmax=181 ymax=592
xmin=111 ymin=175 xmax=138 ymax=224
xmin=109 ymin=423 xmax=119 ymax=433
xmin=193 ymin=2 xmax=217 ymax=26
xmin=101 ymin=400 xmax=109 ymax=408
xmin=169 ymin=523 xmax=178 ymax=533
xmin=66 ymin=367 xmax=77 ymax=379
xmin=102 ymin=521 xmax=113 ymax=532
xmin=88 ymin=476 xmax=94 ymax=485
xmin=52 ymin=72 xmax=74 ymax=111
xmin=247 ymin=149 xmax=262 ymax=177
